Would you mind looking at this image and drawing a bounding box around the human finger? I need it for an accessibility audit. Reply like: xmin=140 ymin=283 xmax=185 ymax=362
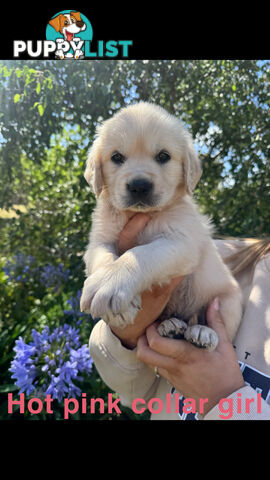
xmin=136 ymin=334 xmax=174 ymax=370
xmin=147 ymin=276 xmax=184 ymax=299
xmin=206 ymin=297 xmax=230 ymax=347
xmin=145 ymin=323 xmax=198 ymax=360
xmin=118 ymin=213 xmax=151 ymax=254
xmin=166 ymin=276 xmax=184 ymax=294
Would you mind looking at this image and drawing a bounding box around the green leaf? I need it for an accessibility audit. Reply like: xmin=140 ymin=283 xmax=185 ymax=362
xmin=0 ymin=384 xmax=18 ymax=393
xmin=232 ymin=85 xmax=236 ymax=91
xmin=36 ymin=82 xmax=41 ymax=94
xmin=14 ymin=94 xmax=21 ymax=103
xmin=45 ymin=77 xmax=53 ymax=90
xmin=38 ymin=104 xmax=44 ymax=116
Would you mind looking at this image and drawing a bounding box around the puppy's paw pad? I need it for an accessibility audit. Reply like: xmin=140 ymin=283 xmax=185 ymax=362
xmin=184 ymin=325 xmax=218 ymax=351
xmin=158 ymin=318 xmax=187 ymax=339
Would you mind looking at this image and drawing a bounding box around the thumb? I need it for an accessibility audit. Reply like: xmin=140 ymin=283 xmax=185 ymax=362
xmin=118 ymin=213 xmax=151 ymax=254
xmin=206 ymin=298 xmax=230 ymax=346
xmin=149 ymin=276 xmax=184 ymax=299
xmin=166 ymin=276 xmax=184 ymax=295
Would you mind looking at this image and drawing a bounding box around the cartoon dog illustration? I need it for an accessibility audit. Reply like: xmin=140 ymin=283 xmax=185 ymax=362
xmin=49 ymin=11 xmax=86 ymax=59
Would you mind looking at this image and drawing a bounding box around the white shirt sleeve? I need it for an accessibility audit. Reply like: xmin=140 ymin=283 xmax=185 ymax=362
xmin=89 ymin=319 xmax=159 ymax=407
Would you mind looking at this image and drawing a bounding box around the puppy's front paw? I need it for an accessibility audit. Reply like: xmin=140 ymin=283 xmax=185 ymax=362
xmin=80 ymin=266 xmax=112 ymax=313
xmin=80 ymin=264 xmax=141 ymax=328
xmin=158 ymin=318 xmax=187 ymax=339
xmin=80 ymin=282 xmax=92 ymax=314
xmin=102 ymin=295 xmax=142 ymax=329
xmin=184 ymin=325 xmax=218 ymax=351
xmin=90 ymin=281 xmax=140 ymax=320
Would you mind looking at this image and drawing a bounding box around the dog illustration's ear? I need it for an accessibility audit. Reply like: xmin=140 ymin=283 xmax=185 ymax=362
xmin=49 ymin=14 xmax=63 ymax=32
xmin=182 ymin=139 xmax=202 ymax=195
xmin=84 ymin=138 xmax=104 ymax=197
xmin=71 ymin=11 xmax=82 ymax=21
xmin=71 ymin=11 xmax=86 ymax=29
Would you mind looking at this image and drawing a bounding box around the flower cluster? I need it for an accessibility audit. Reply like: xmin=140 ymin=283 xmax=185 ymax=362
xmin=3 ymin=253 xmax=69 ymax=292
xmin=40 ymin=263 xmax=70 ymax=292
xmin=10 ymin=324 xmax=93 ymax=402
xmin=3 ymin=253 xmax=37 ymax=283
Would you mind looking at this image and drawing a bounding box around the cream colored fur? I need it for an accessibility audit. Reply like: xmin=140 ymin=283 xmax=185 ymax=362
xmin=80 ymin=102 xmax=242 ymax=346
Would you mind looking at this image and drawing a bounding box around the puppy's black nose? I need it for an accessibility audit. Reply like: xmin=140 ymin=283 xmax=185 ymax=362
xmin=127 ymin=178 xmax=153 ymax=199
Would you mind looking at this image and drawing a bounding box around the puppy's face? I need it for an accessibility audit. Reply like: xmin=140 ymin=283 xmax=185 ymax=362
xmin=85 ymin=103 xmax=202 ymax=212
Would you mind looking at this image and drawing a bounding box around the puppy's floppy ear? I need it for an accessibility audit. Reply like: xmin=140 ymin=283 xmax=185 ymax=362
xmin=84 ymin=137 xmax=104 ymax=197
xmin=182 ymin=139 xmax=202 ymax=195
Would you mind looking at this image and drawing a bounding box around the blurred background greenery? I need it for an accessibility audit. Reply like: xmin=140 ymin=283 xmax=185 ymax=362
xmin=0 ymin=60 xmax=269 ymax=420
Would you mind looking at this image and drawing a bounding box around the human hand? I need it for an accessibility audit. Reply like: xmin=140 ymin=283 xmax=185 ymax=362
xmin=136 ymin=298 xmax=245 ymax=415
xmin=110 ymin=213 xmax=183 ymax=349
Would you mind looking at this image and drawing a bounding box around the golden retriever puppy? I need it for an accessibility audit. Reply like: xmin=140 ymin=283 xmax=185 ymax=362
xmin=80 ymin=102 xmax=242 ymax=350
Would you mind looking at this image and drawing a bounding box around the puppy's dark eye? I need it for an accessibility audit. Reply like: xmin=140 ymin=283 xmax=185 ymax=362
xmin=155 ymin=150 xmax=171 ymax=164
xmin=111 ymin=152 xmax=125 ymax=165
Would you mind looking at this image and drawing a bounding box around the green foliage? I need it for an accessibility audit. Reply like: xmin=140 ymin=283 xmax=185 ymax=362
xmin=0 ymin=60 xmax=269 ymax=420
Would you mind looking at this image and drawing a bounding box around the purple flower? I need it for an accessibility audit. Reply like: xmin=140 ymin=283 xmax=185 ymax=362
xmin=3 ymin=253 xmax=36 ymax=283
xmin=64 ymin=290 xmax=90 ymax=324
xmin=40 ymin=263 xmax=70 ymax=291
xmin=10 ymin=324 xmax=93 ymax=401
xmin=3 ymin=253 xmax=69 ymax=292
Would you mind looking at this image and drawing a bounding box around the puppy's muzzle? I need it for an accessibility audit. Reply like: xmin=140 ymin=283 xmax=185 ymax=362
xmin=126 ymin=178 xmax=153 ymax=205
